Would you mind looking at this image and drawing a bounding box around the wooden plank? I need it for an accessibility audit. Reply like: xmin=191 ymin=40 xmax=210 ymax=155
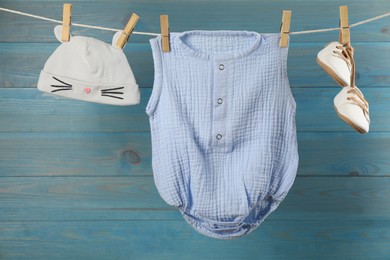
xmin=1 ymin=42 xmax=390 ymax=88
xmin=0 ymin=1 xmax=388 ymax=259
xmin=0 ymin=0 xmax=389 ymax=43
xmin=0 ymin=87 xmax=387 ymax=132
xmin=288 ymin=43 xmax=390 ymax=88
xmin=297 ymin=132 xmax=390 ymax=176
xmin=1 ymin=132 xmax=390 ymax=177
xmin=0 ymin=43 xmax=154 ymax=88
xmin=295 ymin=87 xmax=383 ymax=132
xmin=0 ymin=132 xmax=152 ymax=177
xmin=0 ymin=220 xmax=389 ymax=259
xmin=0 ymin=176 xmax=390 ymax=221
xmin=0 ymin=88 xmax=151 ymax=132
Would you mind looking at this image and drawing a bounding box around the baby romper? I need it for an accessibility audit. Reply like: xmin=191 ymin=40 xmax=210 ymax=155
xmin=147 ymin=31 xmax=298 ymax=239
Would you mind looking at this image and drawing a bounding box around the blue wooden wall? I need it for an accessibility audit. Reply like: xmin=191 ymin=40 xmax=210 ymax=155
xmin=1 ymin=0 xmax=390 ymax=259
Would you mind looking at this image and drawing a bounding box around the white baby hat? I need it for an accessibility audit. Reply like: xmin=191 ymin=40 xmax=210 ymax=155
xmin=37 ymin=25 xmax=140 ymax=106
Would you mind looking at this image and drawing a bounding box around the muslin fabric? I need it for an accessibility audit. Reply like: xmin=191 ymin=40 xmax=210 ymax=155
xmin=147 ymin=31 xmax=298 ymax=239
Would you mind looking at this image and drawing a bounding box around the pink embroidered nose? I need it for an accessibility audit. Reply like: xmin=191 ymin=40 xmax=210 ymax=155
xmin=84 ymin=87 xmax=91 ymax=94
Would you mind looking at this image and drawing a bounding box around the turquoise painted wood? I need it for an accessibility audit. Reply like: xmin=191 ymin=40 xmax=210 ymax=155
xmin=1 ymin=43 xmax=390 ymax=88
xmin=1 ymin=132 xmax=390 ymax=177
xmin=1 ymin=220 xmax=389 ymax=259
xmin=0 ymin=87 xmax=389 ymax=132
xmin=0 ymin=177 xmax=389 ymax=221
xmin=1 ymin=0 xmax=390 ymax=259
xmin=0 ymin=0 xmax=390 ymax=43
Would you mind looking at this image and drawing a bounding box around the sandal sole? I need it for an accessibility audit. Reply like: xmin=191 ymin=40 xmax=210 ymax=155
xmin=334 ymin=105 xmax=367 ymax=134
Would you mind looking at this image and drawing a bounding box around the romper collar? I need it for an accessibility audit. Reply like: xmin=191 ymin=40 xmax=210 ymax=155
xmin=174 ymin=30 xmax=262 ymax=61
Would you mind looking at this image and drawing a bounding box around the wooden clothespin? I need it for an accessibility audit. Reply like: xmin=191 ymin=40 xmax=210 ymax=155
xmin=160 ymin=15 xmax=170 ymax=52
xmin=62 ymin=3 xmax=72 ymax=42
xmin=280 ymin=10 xmax=291 ymax=48
xmin=339 ymin=5 xmax=350 ymax=44
xmin=116 ymin=13 xmax=140 ymax=49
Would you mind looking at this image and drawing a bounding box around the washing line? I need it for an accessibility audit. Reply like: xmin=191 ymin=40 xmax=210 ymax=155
xmin=0 ymin=7 xmax=389 ymax=37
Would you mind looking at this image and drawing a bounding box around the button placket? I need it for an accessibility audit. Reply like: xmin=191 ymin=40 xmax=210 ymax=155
xmin=213 ymin=61 xmax=228 ymax=148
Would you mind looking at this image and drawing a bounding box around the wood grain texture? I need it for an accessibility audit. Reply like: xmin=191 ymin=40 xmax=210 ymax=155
xmin=1 ymin=0 xmax=390 ymax=258
xmin=1 ymin=43 xmax=390 ymax=88
xmin=1 ymin=132 xmax=390 ymax=177
xmin=0 ymin=132 xmax=151 ymax=177
xmin=0 ymin=43 xmax=153 ymax=88
xmin=0 ymin=0 xmax=389 ymax=43
xmin=0 ymin=88 xmax=151 ymax=132
xmin=0 ymin=87 xmax=388 ymax=132
xmin=1 ymin=176 xmax=389 ymax=221
xmin=298 ymin=132 xmax=390 ymax=176
xmin=0 ymin=220 xmax=389 ymax=259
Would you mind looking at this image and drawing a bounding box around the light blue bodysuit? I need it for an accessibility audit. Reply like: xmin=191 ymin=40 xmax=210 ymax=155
xmin=147 ymin=31 xmax=299 ymax=239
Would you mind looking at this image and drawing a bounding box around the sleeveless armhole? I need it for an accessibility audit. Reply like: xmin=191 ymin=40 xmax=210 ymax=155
xmin=272 ymin=36 xmax=298 ymax=201
xmin=146 ymin=36 xmax=164 ymax=117
xmin=281 ymin=36 xmax=296 ymax=110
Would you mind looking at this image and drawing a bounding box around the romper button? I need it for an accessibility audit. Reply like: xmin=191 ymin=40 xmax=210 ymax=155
xmin=218 ymin=64 xmax=224 ymax=70
xmin=216 ymin=134 xmax=223 ymax=140
xmin=217 ymin=98 xmax=223 ymax=104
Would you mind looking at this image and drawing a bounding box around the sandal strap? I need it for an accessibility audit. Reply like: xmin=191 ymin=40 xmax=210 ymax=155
xmin=347 ymin=96 xmax=369 ymax=115
xmin=333 ymin=43 xmax=355 ymax=87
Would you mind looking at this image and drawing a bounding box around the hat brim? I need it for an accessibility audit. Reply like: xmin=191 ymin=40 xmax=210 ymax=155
xmin=37 ymin=70 xmax=140 ymax=106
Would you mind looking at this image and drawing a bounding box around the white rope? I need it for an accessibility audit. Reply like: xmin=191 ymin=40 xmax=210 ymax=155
xmin=0 ymin=7 xmax=63 ymax=24
xmin=290 ymin=27 xmax=340 ymax=35
xmin=0 ymin=7 xmax=159 ymax=36
xmin=350 ymin=12 xmax=390 ymax=27
xmin=290 ymin=12 xmax=390 ymax=35
xmin=0 ymin=6 xmax=389 ymax=37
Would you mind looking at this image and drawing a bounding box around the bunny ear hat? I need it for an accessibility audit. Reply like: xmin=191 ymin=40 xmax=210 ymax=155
xmin=37 ymin=25 xmax=140 ymax=106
